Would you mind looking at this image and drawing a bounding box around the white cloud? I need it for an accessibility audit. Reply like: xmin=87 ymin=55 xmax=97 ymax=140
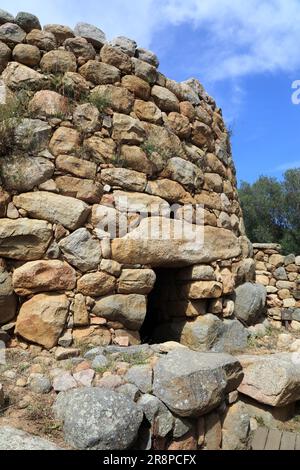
xmin=2 ymin=0 xmax=300 ymax=80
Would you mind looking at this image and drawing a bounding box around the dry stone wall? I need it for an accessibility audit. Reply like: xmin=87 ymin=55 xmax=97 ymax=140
xmin=0 ymin=11 xmax=255 ymax=351
xmin=254 ymin=243 xmax=300 ymax=328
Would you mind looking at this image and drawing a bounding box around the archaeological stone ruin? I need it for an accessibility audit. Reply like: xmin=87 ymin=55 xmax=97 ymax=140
xmin=0 ymin=9 xmax=299 ymax=452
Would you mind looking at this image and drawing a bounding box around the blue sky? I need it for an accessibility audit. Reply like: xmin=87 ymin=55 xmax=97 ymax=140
xmin=1 ymin=0 xmax=300 ymax=184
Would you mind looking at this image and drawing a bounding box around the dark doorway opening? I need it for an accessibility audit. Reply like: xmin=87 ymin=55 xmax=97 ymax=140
xmin=140 ymin=268 xmax=179 ymax=344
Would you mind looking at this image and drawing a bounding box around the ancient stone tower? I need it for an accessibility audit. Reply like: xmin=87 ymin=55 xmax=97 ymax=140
xmin=0 ymin=12 xmax=255 ymax=351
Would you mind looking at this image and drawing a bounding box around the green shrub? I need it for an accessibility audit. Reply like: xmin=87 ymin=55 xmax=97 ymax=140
xmin=87 ymin=92 xmax=111 ymax=113
xmin=0 ymin=93 xmax=28 ymax=157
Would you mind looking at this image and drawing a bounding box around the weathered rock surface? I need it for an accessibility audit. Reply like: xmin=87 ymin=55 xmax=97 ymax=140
xmin=221 ymin=401 xmax=250 ymax=450
xmin=0 ymin=155 xmax=54 ymax=192
xmin=77 ymin=272 xmax=116 ymax=297
xmin=12 ymin=260 xmax=76 ymax=296
xmin=15 ymin=12 xmax=41 ymax=33
xmin=153 ymin=349 xmax=243 ymax=417
xmin=0 ymin=427 xmax=62 ymax=450
xmin=12 ymin=44 xmax=41 ymax=66
xmin=0 ymin=23 xmax=26 ymax=46
xmin=16 ymin=293 xmax=69 ymax=349
xmin=14 ymin=118 xmax=52 ymax=152
xmin=53 ymin=387 xmax=143 ymax=450
xmin=154 ymin=315 xmax=248 ymax=354
xmin=118 ymin=269 xmax=156 ymax=294
xmin=13 ymin=192 xmax=90 ymax=231
xmin=92 ymin=294 xmax=146 ymax=330
xmin=79 ymin=60 xmax=120 ymax=85
xmin=238 ymin=353 xmax=300 ymax=407
xmin=2 ymin=62 xmax=46 ymax=90
xmin=234 ymin=282 xmax=267 ymax=325
xmin=0 ymin=267 xmax=17 ymax=325
xmin=112 ymin=220 xmax=241 ymax=267
xmin=59 ymin=228 xmax=101 ymax=272
xmin=0 ymin=218 xmax=52 ymax=260
xmin=74 ymin=22 xmax=106 ymax=49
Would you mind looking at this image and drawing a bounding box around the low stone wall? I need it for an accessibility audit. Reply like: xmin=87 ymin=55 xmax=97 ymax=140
xmin=253 ymin=243 xmax=300 ymax=328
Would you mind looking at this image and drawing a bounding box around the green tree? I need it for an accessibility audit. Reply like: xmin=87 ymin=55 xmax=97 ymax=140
xmin=239 ymin=169 xmax=300 ymax=254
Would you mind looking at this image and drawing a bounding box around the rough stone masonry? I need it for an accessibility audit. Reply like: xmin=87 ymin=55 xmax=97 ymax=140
xmin=0 ymin=9 xmax=264 ymax=352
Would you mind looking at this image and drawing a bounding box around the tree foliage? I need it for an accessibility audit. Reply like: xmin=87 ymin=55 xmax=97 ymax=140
xmin=239 ymin=169 xmax=300 ymax=254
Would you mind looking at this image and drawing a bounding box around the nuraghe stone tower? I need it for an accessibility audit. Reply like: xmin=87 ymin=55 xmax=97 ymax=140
xmin=0 ymin=13 xmax=256 ymax=351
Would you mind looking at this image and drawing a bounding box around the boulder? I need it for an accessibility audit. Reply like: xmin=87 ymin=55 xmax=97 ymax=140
xmin=122 ymin=75 xmax=150 ymax=100
xmin=0 ymin=9 xmax=14 ymax=25
xmin=118 ymin=269 xmax=156 ymax=294
xmin=234 ymin=282 xmax=267 ymax=325
xmin=59 ymin=228 xmax=101 ymax=272
xmin=145 ymin=179 xmax=191 ymax=204
xmin=177 ymin=265 xmax=216 ymax=281
xmin=92 ymin=294 xmax=147 ymax=330
xmin=40 ymin=50 xmax=77 ymax=74
xmin=28 ymin=90 xmax=69 ymax=118
xmin=221 ymin=401 xmax=250 ymax=450
xmin=12 ymin=44 xmax=41 ymax=66
xmin=26 ymin=29 xmax=57 ymax=51
xmin=125 ymin=365 xmax=153 ymax=394
xmin=238 ymin=353 xmax=300 ymax=407
xmin=73 ymin=293 xmax=89 ymax=326
xmin=0 ymin=23 xmax=26 ymax=46
xmin=101 ymin=167 xmax=147 ymax=192
xmin=15 ymin=293 xmax=69 ymax=349
xmin=53 ymin=388 xmax=143 ymax=450
xmin=112 ymin=113 xmax=146 ymax=144
xmin=15 ymin=12 xmax=41 ymax=32
xmin=153 ymin=349 xmax=243 ymax=417
xmin=14 ymin=118 xmax=52 ymax=152
xmin=100 ymin=44 xmax=132 ymax=74
xmin=55 ymin=176 xmax=102 ymax=204
xmin=0 ymin=155 xmax=54 ymax=192
xmin=83 ymin=136 xmax=116 ymax=163
xmin=0 ymin=42 xmax=11 ymax=73
xmin=136 ymin=47 xmax=159 ymax=67
xmin=13 ymin=192 xmax=90 ymax=231
xmin=49 ymin=126 xmax=80 ymax=156
xmin=77 ymin=272 xmax=116 ymax=297
xmin=110 ymin=36 xmax=137 ymax=57
xmin=43 ymin=24 xmax=74 ymax=45
xmin=111 ymin=219 xmax=241 ymax=267
xmin=0 ymin=268 xmax=17 ymax=325
xmin=161 ymin=157 xmax=204 ymax=192
xmin=133 ymin=99 xmax=162 ymax=124
xmin=74 ymin=22 xmax=106 ymax=49
xmin=91 ymin=85 xmax=134 ymax=114
xmin=138 ymin=394 xmax=174 ymax=437
xmin=151 ymin=85 xmax=179 ymax=112
xmin=153 ymin=315 xmax=248 ymax=354
xmin=56 ymin=155 xmax=97 ymax=179
xmin=0 ymin=218 xmax=52 ymax=261
xmin=73 ymin=103 xmax=100 ymax=133
xmin=64 ymin=37 xmax=96 ymax=61
xmin=182 ymin=281 xmax=223 ymax=299
xmin=2 ymin=62 xmax=46 ymax=90
xmin=12 ymin=260 xmax=76 ymax=296
xmin=79 ymin=60 xmax=120 ymax=85
xmin=0 ymin=427 xmax=62 ymax=450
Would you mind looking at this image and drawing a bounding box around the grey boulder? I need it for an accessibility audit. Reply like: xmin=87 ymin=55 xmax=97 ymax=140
xmin=74 ymin=22 xmax=106 ymax=49
xmin=0 ymin=426 xmax=62 ymax=450
xmin=234 ymin=282 xmax=267 ymax=325
xmin=0 ymin=9 xmax=14 ymax=25
xmin=15 ymin=12 xmax=41 ymax=33
xmin=53 ymin=387 xmax=143 ymax=449
xmin=153 ymin=349 xmax=243 ymax=417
